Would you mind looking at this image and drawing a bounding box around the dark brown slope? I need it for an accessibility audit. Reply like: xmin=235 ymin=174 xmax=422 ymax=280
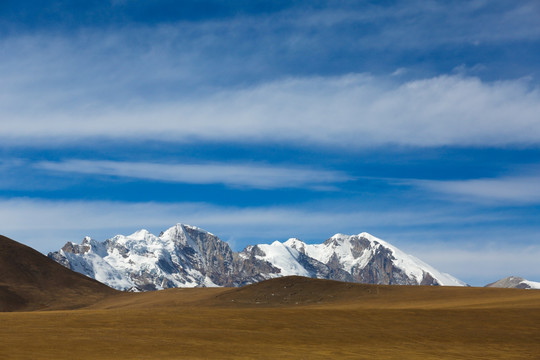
xmin=210 ymin=276 xmax=381 ymax=307
xmin=0 ymin=235 xmax=117 ymax=312
xmin=208 ymin=275 xmax=540 ymax=309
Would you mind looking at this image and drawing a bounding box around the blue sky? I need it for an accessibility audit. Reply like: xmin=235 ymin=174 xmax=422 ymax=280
xmin=1 ymin=0 xmax=540 ymax=285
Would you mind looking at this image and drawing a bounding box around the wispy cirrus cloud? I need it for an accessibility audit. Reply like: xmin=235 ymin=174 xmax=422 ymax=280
xmin=35 ymin=159 xmax=351 ymax=190
xmin=1 ymin=1 xmax=540 ymax=149
xmin=0 ymin=197 xmax=525 ymax=249
xmin=410 ymin=174 xmax=540 ymax=204
xmin=2 ymin=74 xmax=540 ymax=148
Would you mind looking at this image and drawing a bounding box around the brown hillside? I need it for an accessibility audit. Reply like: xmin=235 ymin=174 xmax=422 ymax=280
xmin=209 ymin=275 xmax=382 ymax=307
xmin=1 ymin=276 xmax=540 ymax=359
xmin=0 ymin=235 xmax=117 ymax=311
xmin=204 ymin=275 xmax=540 ymax=310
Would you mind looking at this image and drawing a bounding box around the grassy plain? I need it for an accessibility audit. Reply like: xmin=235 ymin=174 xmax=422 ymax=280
xmin=1 ymin=277 xmax=540 ymax=359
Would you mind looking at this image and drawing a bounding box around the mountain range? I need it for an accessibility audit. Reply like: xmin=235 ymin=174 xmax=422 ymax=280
xmin=48 ymin=223 xmax=467 ymax=291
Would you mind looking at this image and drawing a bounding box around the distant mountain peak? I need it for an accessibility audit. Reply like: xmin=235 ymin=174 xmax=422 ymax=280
xmin=48 ymin=224 xmax=467 ymax=291
xmin=129 ymin=229 xmax=150 ymax=239
xmin=485 ymin=276 xmax=540 ymax=289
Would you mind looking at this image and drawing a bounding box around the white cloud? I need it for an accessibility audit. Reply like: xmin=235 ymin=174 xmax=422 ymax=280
xmin=2 ymin=73 xmax=540 ymax=148
xmin=0 ymin=197 xmax=496 ymax=251
xmin=1 ymin=2 xmax=540 ymax=149
xmin=35 ymin=159 xmax=351 ymax=189
xmin=0 ymin=198 xmax=400 ymax=248
xmin=412 ymin=174 xmax=540 ymax=204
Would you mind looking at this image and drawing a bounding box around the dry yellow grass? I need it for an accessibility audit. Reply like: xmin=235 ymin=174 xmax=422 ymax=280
xmin=1 ymin=277 xmax=540 ymax=359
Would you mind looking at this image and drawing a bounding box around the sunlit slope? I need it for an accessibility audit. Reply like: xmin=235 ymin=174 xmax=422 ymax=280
xmin=49 ymin=225 xmax=466 ymax=290
xmin=89 ymin=275 xmax=540 ymax=310
xmin=0 ymin=235 xmax=116 ymax=311
xmin=2 ymin=277 xmax=540 ymax=359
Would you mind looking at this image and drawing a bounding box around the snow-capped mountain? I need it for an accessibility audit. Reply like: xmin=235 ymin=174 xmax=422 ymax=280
xmin=485 ymin=276 xmax=540 ymax=289
xmin=49 ymin=224 xmax=266 ymax=291
xmin=48 ymin=224 xmax=466 ymax=291
xmin=282 ymin=233 xmax=464 ymax=286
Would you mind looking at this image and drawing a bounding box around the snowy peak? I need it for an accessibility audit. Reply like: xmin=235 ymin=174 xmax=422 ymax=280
xmin=160 ymin=223 xmax=214 ymax=239
xmin=485 ymin=276 xmax=540 ymax=289
xmin=240 ymin=232 xmax=466 ymax=287
xmin=49 ymin=224 xmax=467 ymax=291
xmin=126 ymin=229 xmax=153 ymax=241
xmin=49 ymin=224 xmax=231 ymax=291
xmin=252 ymin=241 xmax=310 ymax=277
xmin=159 ymin=223 xmax=191 ymax=244
xmin=282 ymin=232 xmax=465 ymax=287
xmin=283 ymin=237 xmax=305 ymax=248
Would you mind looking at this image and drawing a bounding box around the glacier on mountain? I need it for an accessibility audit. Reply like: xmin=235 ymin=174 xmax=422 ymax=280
xmin=48 ymin=223 xmax=466 ymax=291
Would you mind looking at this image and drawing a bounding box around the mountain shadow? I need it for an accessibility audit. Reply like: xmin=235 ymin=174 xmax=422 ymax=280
xmin=0 ymin=235 xmax=117 ymax=312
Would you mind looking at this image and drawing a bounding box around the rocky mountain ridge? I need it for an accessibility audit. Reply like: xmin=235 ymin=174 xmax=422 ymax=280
xmin=48 ymin=223 xmax=467 ymax=291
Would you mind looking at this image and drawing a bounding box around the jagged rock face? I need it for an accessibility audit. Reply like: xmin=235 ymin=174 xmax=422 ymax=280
xmin=231 ymin=248 xmax=281 ymax=286
xmin=49 ymin=225 xmax=226 ymax=291
xmin=289 ymin=234 xmax=442 ymax=286
xmin=48 ymin=224 xmax=466 ymax=291
xmin=166 ymin=225 xmax=236 ymax=286
xmin=352 ymin=246 xmax=420 ymax=285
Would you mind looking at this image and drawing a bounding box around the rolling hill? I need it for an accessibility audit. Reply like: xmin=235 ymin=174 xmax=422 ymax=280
xmin=0 ymin=235 xmax=117 ymax=311
xmin=1 ymin=276 xmax=540 ymax=359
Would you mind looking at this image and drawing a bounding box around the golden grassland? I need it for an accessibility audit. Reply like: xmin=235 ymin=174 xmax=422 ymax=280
xmin=1 ymin=277 xmax=540 ymax=359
